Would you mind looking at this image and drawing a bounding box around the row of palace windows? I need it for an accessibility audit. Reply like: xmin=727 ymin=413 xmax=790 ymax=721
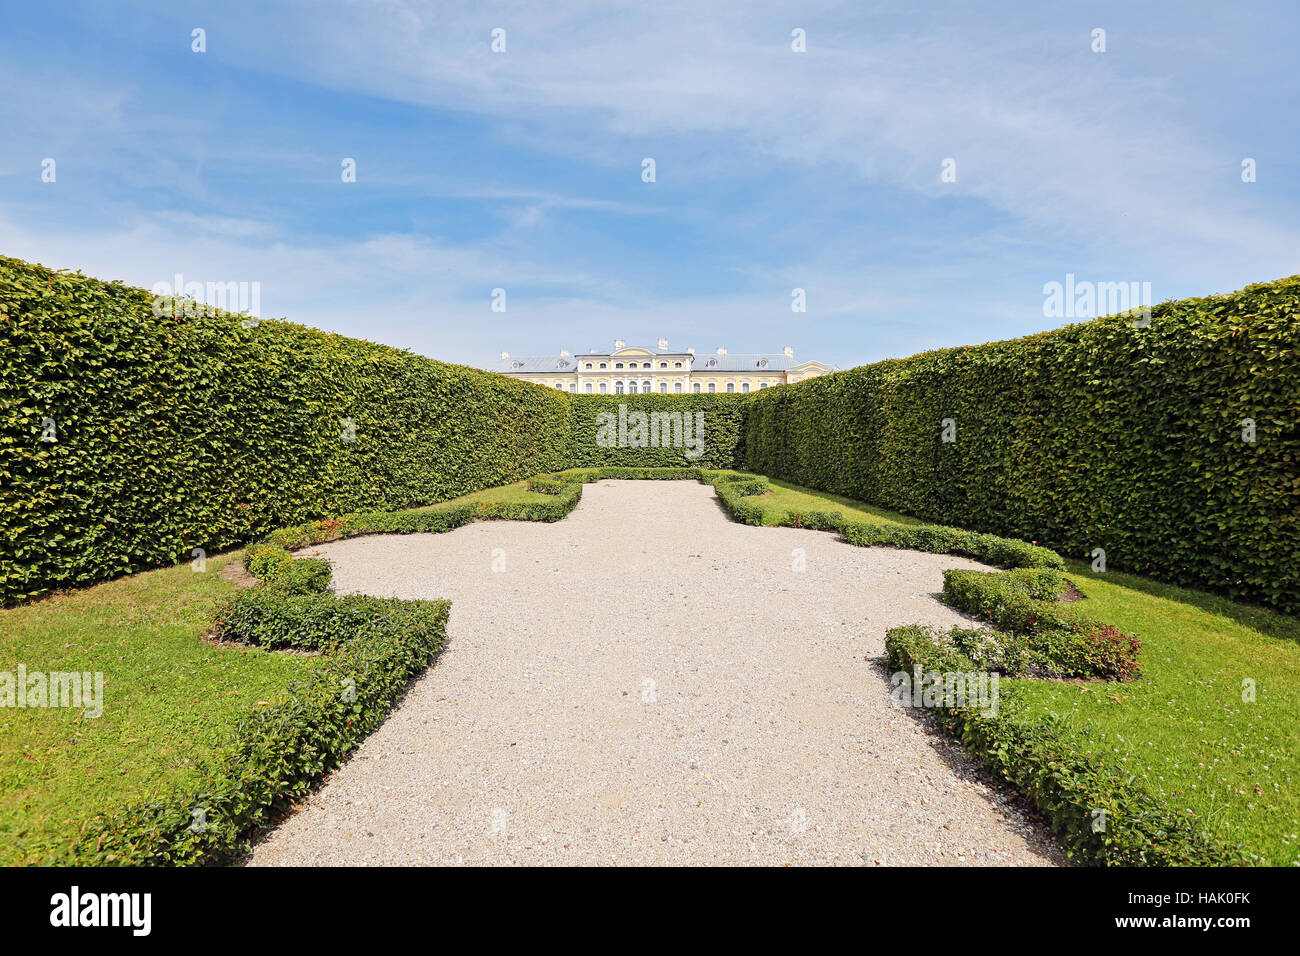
xmin=583 ymin=360 xmax=686 ymax=371
xmin=548 ymin=380 xmax=771 ymax=394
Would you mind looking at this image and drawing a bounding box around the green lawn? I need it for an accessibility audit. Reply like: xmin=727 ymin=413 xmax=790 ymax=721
xmin=744 ymin=476 xmax=923 ymax=527
xmin=0 ymin=553 xmax=316 ymax=865
xmin=1009 ymin=563 xmax=1300 ymax=865
xmin=416 ymin=479 xmax=557 ymax=510
xmin=695 ymin=471 xmax=1299 ymax=863
xmin=5 ymin=472 xmax=1296 ymax=865
xmin=0 ymin=477 xmax=563 ymax=864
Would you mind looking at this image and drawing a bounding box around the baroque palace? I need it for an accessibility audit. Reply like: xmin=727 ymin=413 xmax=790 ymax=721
xmin=487 ymin=339 xmax=835 ymax=394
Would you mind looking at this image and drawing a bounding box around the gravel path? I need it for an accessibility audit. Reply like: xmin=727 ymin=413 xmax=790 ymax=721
xmin=249 ymin=480 xmax=1063 ymax=866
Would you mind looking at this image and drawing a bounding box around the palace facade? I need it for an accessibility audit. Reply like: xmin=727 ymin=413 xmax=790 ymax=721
xmin=487 ymin=339 xmax=834 ymax=394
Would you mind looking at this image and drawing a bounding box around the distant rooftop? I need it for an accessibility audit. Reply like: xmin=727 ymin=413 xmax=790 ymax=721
xmin=487 ymin=339 xmax=829 ymax=374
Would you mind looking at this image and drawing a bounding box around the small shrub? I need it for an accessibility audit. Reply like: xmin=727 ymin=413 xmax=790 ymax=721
xmin=941 ymin=568 xmax=1140 ymax=680
xmin=242 ymin=545 xmax=331 ymax=594
xmin=785 ymin=509 xmax=843 ymax=531
xmin=526 ymin=476 xmax=571 ymax=495
xmin=213 ymin=589 xmax=420 ymax=651
xmin=475 ymin=482 xmax=582 ymax=522
xmin=882 ymin=623 xmax=1240 ymax=866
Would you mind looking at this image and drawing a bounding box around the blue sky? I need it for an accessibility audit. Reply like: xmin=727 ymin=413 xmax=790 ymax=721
xmin=2 ymin=1 xmax=1297 ymax=369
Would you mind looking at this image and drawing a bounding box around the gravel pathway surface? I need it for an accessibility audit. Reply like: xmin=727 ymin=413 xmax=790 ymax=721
xmin=250 ymin=480 xmax=1064 ymax=866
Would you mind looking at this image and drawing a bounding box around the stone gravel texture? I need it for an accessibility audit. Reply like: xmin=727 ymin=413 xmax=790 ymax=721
xmin=250 ymin=480 xmax=1064 ymax=867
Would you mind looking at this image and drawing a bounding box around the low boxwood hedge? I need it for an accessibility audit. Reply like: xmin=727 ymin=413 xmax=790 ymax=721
xmin=712 ymin=477 xmax=767 ymax=525
xmin=882 ymin=624 xmax=1242 ymax=865
xmin=264 ymin=483 xmax=583 ymax=551
xmin=243 ymin=545 xmax=332 ymax=594
xmin=79 ymin=589 xmax=451 ymax=865
xmin=526 ymin=475 xmax=570 ymax=495
xmin=472 ymin=482 xmax=582 ymax=522
xmin=213 ymin=589 xmax=429 ymax=651
xmin=941 ymin=568 xmax=1141 ymax=680
xmin=841 ymin=521 xmax=1065 ymax=570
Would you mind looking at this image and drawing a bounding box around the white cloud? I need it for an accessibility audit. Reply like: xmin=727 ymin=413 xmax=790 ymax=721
xmin=200 ymin=0 xmax=1299 ymax=261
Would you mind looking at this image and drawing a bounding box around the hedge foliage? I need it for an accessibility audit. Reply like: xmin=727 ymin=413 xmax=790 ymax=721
xmin=264 ymin=483 xmax=583 ymax=551
xmin=243 ymin=544 xmax=332 ymax=594
xmin=745 ymin=276 xmax=1300 ymax=613
xmin=80 ymin=587 xmax=451 ymax=864
xmin=883 ymin=625 xmax=1242 ymax=865
xmin=841 ymin=521 xmax=1065 ymax=570
xmin=938 ymin=568 xmax=1141 ymax=680
xmin=566 ymin=394 xmax=747 ymax=470
xmin=0 ymin=255 xmax=571 ymax=604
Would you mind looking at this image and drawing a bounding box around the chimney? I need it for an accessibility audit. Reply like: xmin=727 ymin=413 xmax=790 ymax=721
xmin=614 ymin=338 xmax=626 ymax=349
xmin=501 ymin=351 xmax=510 ymax=360
xmin=716 ymin=347 xmax=727 ymax=356
xmin=686 ymin=347 xmax=695 ymax=355
xmin=657 ymin=337 xmax=668 ymax=350
xmin=783 ymin=346 xmax=794 ymax=358
xmin=560 ymin=349 xmax=571 ymax=357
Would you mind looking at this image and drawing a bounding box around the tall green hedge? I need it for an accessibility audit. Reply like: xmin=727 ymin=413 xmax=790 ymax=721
xmin=0 ymin=256 xmax=571 ymax=603
xmin=566 ymin=393 xmax=747 ymax=470
xmin=6 ymin=253 xmax=1296 ymax=612
xmin=745 ymin=276 xmax=1300 ymax=613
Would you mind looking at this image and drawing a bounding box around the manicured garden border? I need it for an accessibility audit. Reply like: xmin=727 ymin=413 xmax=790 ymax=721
xmin=72 ymin=468 xmax=1254 ymax=866
xmin=78 ymin=570 xmax=450 ymax=865
xmin=75 ymin=484 xmax=585 ymax=865
xmin=565 ymin=468 xmax=1245 ymax=865
xmin=883 ymin=626 xmax=1246 ymax=865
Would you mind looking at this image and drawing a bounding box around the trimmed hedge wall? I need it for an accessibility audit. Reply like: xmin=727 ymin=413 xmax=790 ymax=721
xmin=0 ymin=256 xmax=571 ymax=604
xmin=745 ymin=276 xmax=1300 ymax=614
xmin=566 ymin=394 xmax=747 ymax=470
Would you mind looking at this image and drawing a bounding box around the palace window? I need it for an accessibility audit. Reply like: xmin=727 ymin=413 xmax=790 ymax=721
xmin=599 ymin=363 xmax=607 ymax=369
xmin=585 ymin=363 xmax=593 ymax=370
xmin=693 ymin=382 xmax=701 ymax=393
xmin=659 ymin=382 xmax=667 ymax=393
xmin=674 ymin=362 xmax=682 ymax=368
xmin=615 ymin=362 xmax=624 ymax=369
xmin=659 ymin=362 xmax=667 ymax=369
xmin=599 ymin=382 xmax=607 ymax=394
xmin=585 ymin=382 xmax=593 ymax=393
xmin=726 ymin=382 xmax=735 ymax=393
xmin=708 ymin=382 xmax=716 ymax=393
xmin=674 ymin=382 xmax=683 ymax=393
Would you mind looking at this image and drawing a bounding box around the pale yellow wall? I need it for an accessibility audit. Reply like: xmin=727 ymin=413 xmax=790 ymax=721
xmin=499 ymin=362 xmax=830 ymax=393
